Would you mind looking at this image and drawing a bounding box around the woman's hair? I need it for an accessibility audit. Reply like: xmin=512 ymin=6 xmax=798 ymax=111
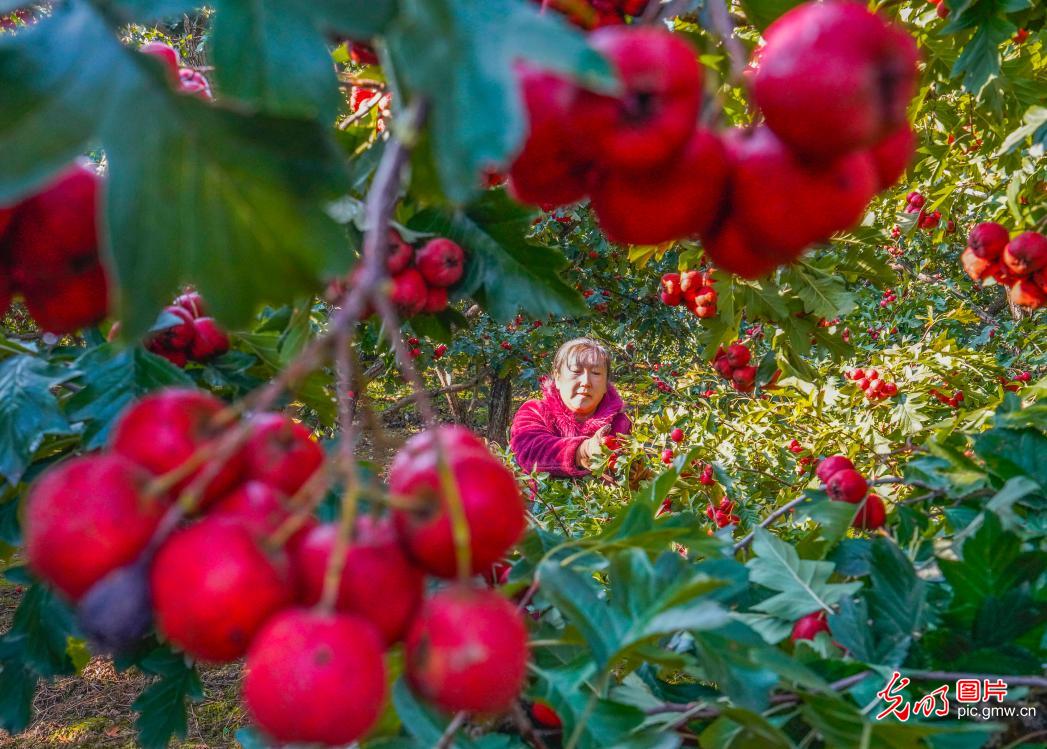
xmin=550 ymin=338 xmax=612 ymax=379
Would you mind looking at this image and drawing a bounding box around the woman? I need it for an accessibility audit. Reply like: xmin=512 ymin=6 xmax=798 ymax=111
xmin=510 ymin=337 xmax=631 ymax=478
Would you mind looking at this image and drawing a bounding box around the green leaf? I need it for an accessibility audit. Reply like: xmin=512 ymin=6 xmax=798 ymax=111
xmin=949 ymin=20 xmax=1011 ymax=96
xmin=0 ymin=657 xmax=37 ymax=734
xmin=132 ymin=656 xmax=203 ymax=749
xmin=538 ymin=559 xmax=623 ymax=668
xmin=392 ymin=678 xmax=477 ymax=748
xmin=408 ymin=191 xmax=588 ymax=322
xmin=2 ymin=583 xmax=79 ymax=677
xmin=972 ymin=427 xmax=1047 ymax=487
xmin=67 ymin=346 xmax=194 ymax=450
xmin=747 ymin=529 xmax=862 ymax=620
xmin=210 ymin=0 xmax=341 ymax=120
xmin=781 ymin=266 xmax=856 ymax=320
xmin=737 ymin=0 xmax=805 ymax=30
xmin=997 ymin=105 xmax=1047 ymax=155
xmin=386 ymin=0 xmax=614 ymax=202
xmin=296 ymin=0 xmax=397 ymax=38
xmin=0 ymin=355 xmax=76 ymax=484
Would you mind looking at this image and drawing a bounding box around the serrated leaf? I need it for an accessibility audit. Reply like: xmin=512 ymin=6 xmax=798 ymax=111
xmin=408 ymin=191 xmax=587 ymax=322
xmin=747 ymin=529 xmax=861 ymax=620
xmin=950 ymin=20 xmax=1011 ymax=96
xmin=783 ymin=266 xmax=856 ymax=320
xmin=133 ymin=658 xmax=203 ymax=749
xmin=0 ymin=355 xmax=76 ymax=484
xmin=3 ymin=583 xmax=79 ymax=677
xmin=66 ymin=346 xmax=194 ymax=450
xmin=386 ymin=0 xmax=614 ymax=202
xmin=0 ymin=657 xmax=37 ymax=734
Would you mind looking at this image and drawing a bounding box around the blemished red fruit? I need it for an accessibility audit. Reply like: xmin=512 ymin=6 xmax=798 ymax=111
xmin=752 ymin=0 xmax=918 ymax=160
xmin=589 ymin=127 xmax=728 ymax=245
xmin=422 ymin=285 xmax=449 ymax=314
xmin=390 ymin=426 xmax=526 ymax=578
xmin=967 ymin=222 xmax=1010 ymax=260
xmin=853 ymin=493 xmax=886 ymax=530
xmin=869 ymin=123 xmax=916 ymax=190
xmin=1002 ymin=232 xmax=1047 ymax=276
xmin=405 ymin=586 xmax=529 ymax=714
xmin=8 ymin=163 xmax=110 ymax=333
xmin=391 ymin=268 xmax=428 ymax=317
xmin=189 ymin=317 xmax=230 ymax=360
xmin=532 ymin=700 xmax=562 ymax=728
xmin=151 ymin=518 xmax=293 ymax=662
xmin=240 ymin=413 xmax=324 ymax=498
xmin=110 ymin=389 xmax=242 ymax=505
xmin=508 ymin=68 xmax=591 ymax=208
xmin=661 ymin=273 xmax=682 ymax=296
xmin=387 ymin=229 xmax=414 ymax=275
xmin=25 ymin=455 xmax=163 ymax=601
xmin=725 ymin=343 xmax=750 ymax=368
xmin=791 ymin=610 xmax=830 ymax=641
xmin=961 ymin=247 xmax=996 ymax=282
xmin=290 ymin=518 xmax=425 ymax=645
xmin=415 ymin=238 xmax=465 ymax=287
xmin=815 ymin=455 xmax=854 ymax=483
xmin=567 ymin=27 xmax=702 ymax=171
xmin=1009 ymin=278 xmax=1047 ymax=309
xmin=243 ymin=608 xmax=386 ymax=746
xmin=148 ymin=305 xmax=196 ymax=353
xmin=670 ymin=428 xmax=684 ymax=443
xmin=173 ymin=291 xmax=206 ymax=317
xmin=139 ymin=41 xmax=180 ymax=81
xmin=724 ymin=127 xmax=878 ymax=256
xmin=826 ymin=468 xmax=868 ymax=503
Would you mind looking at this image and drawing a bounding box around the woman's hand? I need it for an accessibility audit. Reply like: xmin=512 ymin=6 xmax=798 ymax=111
xmin=576 ymin=425 xmax=611 ymax=470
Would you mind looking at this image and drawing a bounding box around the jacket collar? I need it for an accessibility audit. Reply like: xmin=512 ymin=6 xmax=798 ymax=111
xmin=539 ymin=377 xmax=624 ymax=436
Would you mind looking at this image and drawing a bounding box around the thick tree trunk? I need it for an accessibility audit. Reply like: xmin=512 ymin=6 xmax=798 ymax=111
xmin=487 ymin=374 xmax=513 ymax=446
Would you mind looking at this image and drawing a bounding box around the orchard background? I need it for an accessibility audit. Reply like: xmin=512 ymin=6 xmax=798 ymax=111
xmin=1 ymin=0 xmax=1046 ymax=747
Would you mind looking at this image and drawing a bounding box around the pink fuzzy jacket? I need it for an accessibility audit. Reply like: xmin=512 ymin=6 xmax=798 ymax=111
xmin=509 ymin=379 xmax=632 ymax=478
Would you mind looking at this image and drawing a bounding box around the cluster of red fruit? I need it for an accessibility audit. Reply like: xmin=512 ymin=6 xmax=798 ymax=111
xmin=879 ymin=288 xmax=898 ymax=308
xmin=142 ymin=291 xmax=230 ymax=367
xmin=139 ymin=41 xmax=213 ymax=100
xmin=1000 ymin=370 xmax=1031 ymax=392
xmin=0 ymin=8 xmax=30 ymax=29
xmin=705 ymin=497 xmax=739 ymax=528
xmin=25 ymin=389 xmax=530 ymax=744
xmin=348 ymin=86 xmax=392 ymax=133
xmin=713 ymin=343 xmax=757 ymax=393
xmin=788 ymin=440 xmax=816 ymax=475
xmin=509 ymin=2 xmax=917 ymax=281
xmin=0 ymin=162 xmax=108 ymax=334
xmin=659 ymin=270 xmax=717 ymax=318
xmin=904 ymin=192 xmax=944 ymax=230
xmin=845 ymin=367 xmax=899 ymax=401
xmin=816 ymin=455 xmax=885 ymax=530
xmin=928 ymin=387 xmax=965 ymax=408
xmin=960 ymin=222 xmax=1047 ymax=309
xmin=530 ymin=0 xmax=650 ymax=30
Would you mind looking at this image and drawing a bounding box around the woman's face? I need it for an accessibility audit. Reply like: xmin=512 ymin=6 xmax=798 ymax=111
xmin=555 ymin=355 xmax=608 ymax=416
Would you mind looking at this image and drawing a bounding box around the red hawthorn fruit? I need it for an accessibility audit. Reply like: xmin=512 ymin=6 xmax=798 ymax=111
xmin=826 ymin=468 xmax=868 ymax=503
xmin=790 ymin=610 xmax=829 ymax=641
xmin=724 ymin=127 xmax=878 ymax=256
xmin=907 ymin=191 xmax=925 ymax=209
xmin=390 ymin=426 xmax=526 ymax=578
xmin=110 ymin=389 xmax=243 ymax=506
xmin=679 ymin=269 xmax=706 ymax=293
xmin=661 ymin=290 xmax=682 ymax=306
xmin=0 ymin=205 xmax=14 ymax=239
xmin=149 ymin=347 xmax=188 ymax=368
xmin=961 ymin=248 xmax=996 ymax=282
xmin=25 ymin=455 xmax=163 ymax=601
xmin=590 ymin=127 xmax=728 ymax=245
xmin=146 ymin=305 xmax=196 ymax=355
xmin=209 ymin=481 xmax=316 ymax=551
xmin=967 ymin=222 xmax=1009 ymax=261
xmin=189 ymin=317 xmax=230 ymax=360
xmin=408 ymin=336 xmax=420 ymax=347
xmin=661 ymin=273 xmax=682 ymax=297
xmin=1009 ymin=278 xmax=1047 ymax=309
xmin=1002 ymin=232 xmax=1047 ymax=277
xmin=290 ymin=518 xmax=425 ymax=645
xmin=815 ymin=455 xmax=854 ymax=483
xmin=178 ymin=68 xmax=213 ymax=100
xmin=661 ymin=448 xmax=674 ymax=464
xmin=700 ymin=218 xmax=782 ymax=280
xmin=868 ymin=123 xmax=916 ymax=190
xmin=139 ymin=41 xmax=180 ymax=82
xmin=8 ymin=162 xmax=110 ymax=333
xmin=752 ymin=0 xmax=919 ymax=160
xmin=935 ymin=1 xmax=949 ymax=18
xmin=1013 ymin=28 xmax=1029 ymax=44
xmin=422 ymin=285 xmax=449 ymax=314
xmin=567 ymin=27 xmax=702 ymax=171
xmin=415 ymin=238 xmax=465 ymax=287
xmin=151 ymin=518 xmax=293 ymax=662
xmin=603 ymin=434 xmax=622 ymax=451
xmin=240 ymin=413 xmax=324 ymax=498
xmin=882 ymin=381 xmax=898 ymax=397
xmin=174 ymin=291 xmax=206 ymax=318
xmin=670 ymin=428 xmax=684 ymax=443
xmin=731 ymin=366 xmax=757 ymax=392
xmin=391 ymin=268 xmax=428 ymax=317
xmin=433 ymin=343 xmax=448 ymax=359
xmin=853 ymin=493 xmax=886 ymax=530
xmin=387 ymin=229 xmax=414 ymax=275
xmin=508 ymin=68 xmax=591 ymax=208
xmin=405 ymin=586 xmax=529 ymax=713
xmin=531 ymin=700 xmax=562 ymax=728
xmin=244 ymin=609 xmax=386 ymax=745
xmin=725 ymin=343 xmax=751 ymax=369
xmin=347 ymin=41 xmax=379 ymax=66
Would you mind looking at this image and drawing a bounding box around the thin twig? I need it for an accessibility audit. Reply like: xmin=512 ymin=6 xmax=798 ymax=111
xmin=733 ymin=495 xmax=807 ymax=552
xmin=434 ymin=711 xmax=468 ymax=749
xmin=708 ymin=0 xmax=747 ymax=85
